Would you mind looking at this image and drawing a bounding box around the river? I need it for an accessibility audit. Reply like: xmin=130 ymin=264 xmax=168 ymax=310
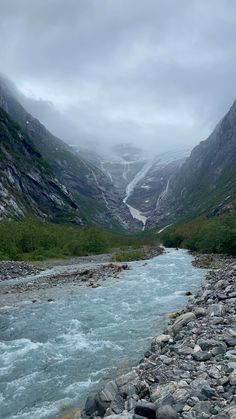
xmin=0 ymin=249 xmax=206 ymax=419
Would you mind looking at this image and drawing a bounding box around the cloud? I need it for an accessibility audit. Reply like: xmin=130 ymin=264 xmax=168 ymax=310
xmin=0 ymin=0 xmax=236 ymax=154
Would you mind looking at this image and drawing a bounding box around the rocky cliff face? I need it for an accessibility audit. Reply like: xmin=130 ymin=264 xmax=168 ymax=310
xmin=0 ymin=107 xmax=82 ymax=224
xmin=0 ymin=77 xmax=140 ymax=231
xmin=147 ymin=101 xmax=236 ymax=228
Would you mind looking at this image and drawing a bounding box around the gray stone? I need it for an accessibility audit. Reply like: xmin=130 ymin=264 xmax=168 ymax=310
xmin=156 ymin=405 xmax=178 ymax=419
xmin=116 ymin=371 xmax=139 ymax=388
xmin=171 ymin=312 xmax=196 ymax=335
xmin=85 ymin=395 xmax=98 ymax=416
xmin=134 ymin=401 xmax=157 ymax=419
xmin=229 ymin=371 xmax=236 ymax=385
xmin=201 ymin=386 xmax=217 ymax=399
xmin=194 ymin=307 xmax=207 ymax=317
xmin=151 ymin=334 xmax=171 ymax=352
xmin=208 ymin=365 xmax=222 ymax=379
xmin=192 ymin=351 xmax=212 ymax=361
xmin=208 ymin=303 xmax=225 ymax=317
xmin=99 ymin=381 xmax=118 ymax=402
xmin=193 ymin=401 xmax=211 ymax=415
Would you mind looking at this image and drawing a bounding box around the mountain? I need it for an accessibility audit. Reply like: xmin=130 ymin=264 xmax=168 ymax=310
xmin=75 ymin=143 xmax=147 ymax=196
xmin=147 ymin=100 xmax=236 ymax=228
xmin=77 ymin=143 xmax=188 ymax=229
xmin=0 ymin=107 xmax=82 ymax=224
xmin=0 ymin=76 xmax=140 ymax=231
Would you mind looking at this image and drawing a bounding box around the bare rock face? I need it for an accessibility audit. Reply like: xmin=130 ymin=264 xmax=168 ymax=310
xmin=0 ymin=106 xmax=82 ymax=224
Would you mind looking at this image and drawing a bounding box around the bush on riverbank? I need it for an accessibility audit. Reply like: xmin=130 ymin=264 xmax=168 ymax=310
xmin=161 ymin=212 xmax=236 ymax=255
xmin=112 ymin=250 xmax=146 ymax=262
xmin=0 ymin=219 xmax=159 ymax=261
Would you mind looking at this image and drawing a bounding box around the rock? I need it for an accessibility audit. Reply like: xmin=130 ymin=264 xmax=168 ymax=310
xmin=156 ymin=405 xmax=178 ymax=419
xmin=194 ymin=307 xmax=207 ymax=317
xmin=99 ymin=381 xmax=118 ymax=402
xmin=193 ymin=401 xmax=211 ymax=416
xmin=84 ymin=395 xmax=98 ymax=416
xmin=94 ymin=381 xmax=119 ymax=416
xmin=116 ymin=371 xmax=139 ymax=388
xmin=229 ymin=371 xmax=236 ymax=385
xmin=200 ymin=385 xmax=217 ymax=400
xmin=151 ymin=334 xmax=171 ymax=352
xmin=208 ymin=365 xmax=222 ymax=379
xmin=171 ymin=312 xmax=196 ymax=335
xmin=192 ymin=351 xmax=212 ymax=361
xmin=226 ymin=349 xmax=236 ymax=361
xmin=208 ymin=303 xmax=226 ymax=317
xmin=197 ymin=338 xmax=226 ymax=353
xmin=134 ymin=401 xmax=157 ymax=419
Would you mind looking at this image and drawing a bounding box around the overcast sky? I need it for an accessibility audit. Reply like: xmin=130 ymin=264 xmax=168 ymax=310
xmin=1 ymin=0 xmax=236 ymax=155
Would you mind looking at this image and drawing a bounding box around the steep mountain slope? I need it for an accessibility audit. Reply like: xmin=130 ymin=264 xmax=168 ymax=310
xmin=147 ymin=100 xmax=236 ymax=228
xmin=0 ymin=76 xmax=139 ymax=231
xmin=75 ymin=143 xmax=147 ymax=196
xmin=0 ymin=107 xmax=82 ymax=224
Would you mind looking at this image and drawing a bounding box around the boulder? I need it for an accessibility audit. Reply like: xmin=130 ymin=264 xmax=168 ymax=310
xmin=134 ymin=401 xmax=157 ymax=419
xmin=151 ymin=334 xmax=171 ymax=352
xmin=192 ymin=351 xmax=212 ymax=362
xmin=171 ymin=313 xmax=196 ymax=335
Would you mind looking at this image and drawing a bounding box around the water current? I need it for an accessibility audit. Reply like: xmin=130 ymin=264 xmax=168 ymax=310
xmin=0 ymin=249 xmax=206 ymax=418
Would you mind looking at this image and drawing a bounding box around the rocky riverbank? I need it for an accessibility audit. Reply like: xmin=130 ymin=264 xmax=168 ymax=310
xmin=0 ymin=261 xmax=43 ymax=281
xmin=81 ymin=255 xmax=236 ymax=419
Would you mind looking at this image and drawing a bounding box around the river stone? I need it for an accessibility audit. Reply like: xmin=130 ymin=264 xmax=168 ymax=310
xmin=226 ymin=349 xmax=236 ymax=361
xmin=151 ymin=334 xmax=171 ymax=352
xmin=208 ymin=303 xmax=226 ymax=317
xmin=208 ymin=365 xmax=222 ymax=379
xmin=171 ymin=312 xmax=196 ymax=335
xmin=134 ymin=401 xmax=157 ymax=419
xmin=116 ymin=371 xmax=139 ymax=388
xmin=99 ymin=381 xmax=118 ymax=402
xmin=84 ymin=395 xmax=98 ymax=416
xmin=229 ymin=371 xmax=236 ymax=385
xmin=192 ymin=351 xmax=212 ymax=361
xmin=194 ymin=307 xmax=207 ymax=317
xmin=156 ymin=405 xmax=178 ymax=419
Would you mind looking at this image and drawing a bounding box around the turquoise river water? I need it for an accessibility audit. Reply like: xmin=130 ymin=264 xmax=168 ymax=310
xmin=0 ymin=249 xmax=206 ymax=418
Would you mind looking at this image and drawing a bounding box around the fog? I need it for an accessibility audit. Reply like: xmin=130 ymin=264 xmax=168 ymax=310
xmin=1 ymin=0 xmax=236 ymax=155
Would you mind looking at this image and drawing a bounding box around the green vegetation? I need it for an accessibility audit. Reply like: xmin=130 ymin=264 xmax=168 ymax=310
xmin=0 ymin=219 xmax=159 ymax=261
xmin=161 ymin=212 xmax=236 ymax=255
xmin=112 ymin=250 xmax=146 ymax=262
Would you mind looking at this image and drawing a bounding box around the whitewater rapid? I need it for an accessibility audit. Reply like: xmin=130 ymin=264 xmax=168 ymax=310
xmin=0 ymin=249 xmax=206 ymax=419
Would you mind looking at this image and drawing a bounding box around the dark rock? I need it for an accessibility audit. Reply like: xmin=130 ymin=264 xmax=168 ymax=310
xmin=134 ymin=401 xmax=157 ymax=419
xmin=85 ymin=395 xmax=98 ymax=416
xmin=192 ymin=351 xmax=212 ymax=361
